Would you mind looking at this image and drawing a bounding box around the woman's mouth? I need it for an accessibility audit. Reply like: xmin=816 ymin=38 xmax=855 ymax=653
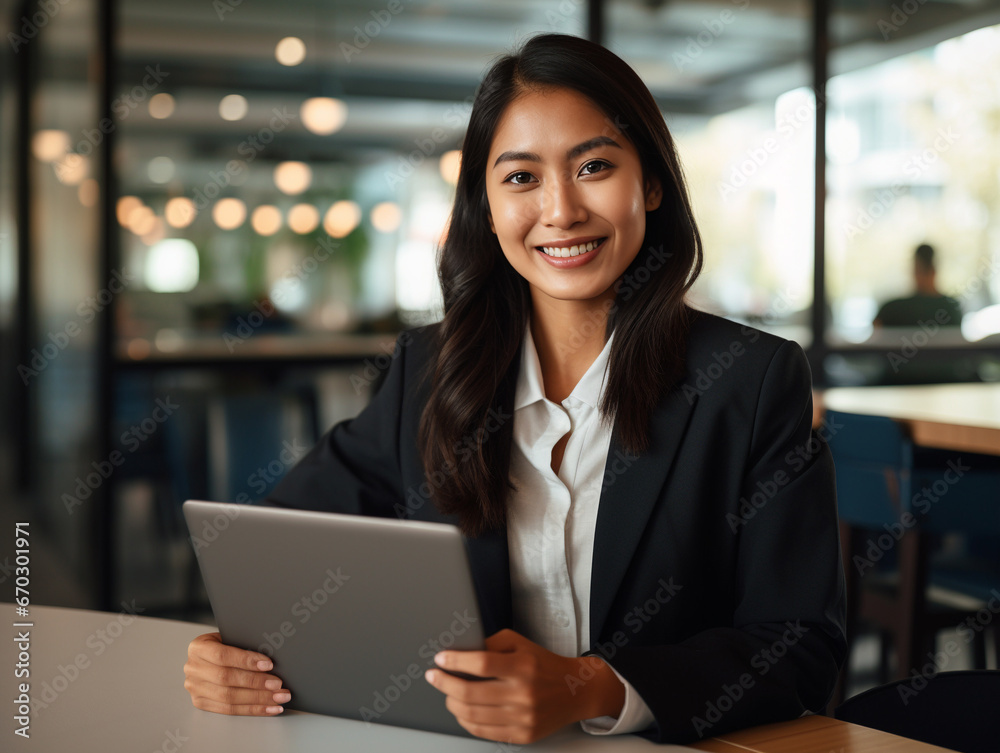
xmin=536 ymin=238 xmax=606 ymax=258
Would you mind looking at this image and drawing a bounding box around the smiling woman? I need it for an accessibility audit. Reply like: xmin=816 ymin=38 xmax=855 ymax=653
xmin=183 ymin=32 xmax=846 ymax=748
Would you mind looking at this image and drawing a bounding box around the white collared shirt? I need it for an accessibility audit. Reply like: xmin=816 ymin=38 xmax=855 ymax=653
xmin=507 ymin=322 xmax=656 ymax=735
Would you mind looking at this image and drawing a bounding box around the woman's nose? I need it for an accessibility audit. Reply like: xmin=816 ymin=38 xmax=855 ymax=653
xmin=539 ymin=173 xmax=587 ymax=228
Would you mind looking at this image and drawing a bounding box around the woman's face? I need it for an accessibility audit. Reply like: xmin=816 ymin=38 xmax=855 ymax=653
xmin=484 ymin=86 xmax=661 ymax=310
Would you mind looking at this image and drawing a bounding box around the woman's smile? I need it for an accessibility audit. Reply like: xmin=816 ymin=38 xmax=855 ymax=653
xmin=536 ymin=237 xmax=606 ymax=258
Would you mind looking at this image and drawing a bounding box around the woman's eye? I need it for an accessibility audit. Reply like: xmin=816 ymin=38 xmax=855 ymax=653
xmin=505 ymin=171 xmax=535 ymax=185
xmin=580 ymin=160 xmax=610 ymax=175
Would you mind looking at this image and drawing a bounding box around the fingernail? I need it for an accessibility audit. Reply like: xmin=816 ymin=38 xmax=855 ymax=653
xmin=264 ymin=679 xmax=281 ymax=691
xmin=425 ymin=669 xmax=437 ymax=683
xmin=265 ymin=706 xmax=283 ymax=714
xmin=257 ymin=660 xmax=273 ymax=671
xmin=273 ymin=692 xmax=291 ymax=703
xmin=434 ymin=652 xmax=448 ymax=667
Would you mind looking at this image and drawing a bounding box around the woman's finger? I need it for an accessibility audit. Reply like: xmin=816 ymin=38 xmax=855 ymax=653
xmin=187 ymin=677 xmax=290 ymax=707
xmin=184 ymin=658 xmax=285 ymax=692
xmin=188 ymin=691 xmax=287 ymax=717
xmin=189 ymin=632 xmax=274 ymax=672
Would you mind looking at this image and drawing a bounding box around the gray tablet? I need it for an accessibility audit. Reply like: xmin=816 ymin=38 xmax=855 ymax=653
xmin=182 ymin=500 xmax=485 ymax=737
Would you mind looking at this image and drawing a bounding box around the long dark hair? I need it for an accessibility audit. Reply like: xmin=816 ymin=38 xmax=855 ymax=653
xmin=417 ymin=33 xmax=703 ymax=537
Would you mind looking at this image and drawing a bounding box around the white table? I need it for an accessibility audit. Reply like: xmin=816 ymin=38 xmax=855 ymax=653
xmin=0 ymin=604 xmax=683 ymax=751
xmin=1 ymin=604 xmax=954 ymax=752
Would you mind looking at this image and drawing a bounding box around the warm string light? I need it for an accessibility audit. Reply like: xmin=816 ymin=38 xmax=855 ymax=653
xmin=212 ymin=198 xmax=247 ymax=230
xmin=288 ymin=204 xmax=320 ymax=234
xmin=324 ymin=200 xmax=361 ymax=238
xmin=275 ymin=37 xmax=306 ymax=66
xmin=251 ymin=205 xmax=283 ymax=236
xmin=370 ymin=201 xmax=402 ymax=233
xmin=165 ymin=197 xmax=196 ymax=229
xmin=301 ymin=98 xmax=348 ymax=135
xmin=274 ymin=161 xmax=312 ymax=195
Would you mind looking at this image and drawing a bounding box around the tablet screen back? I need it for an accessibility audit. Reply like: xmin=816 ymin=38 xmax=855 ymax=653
xmin=183 ymin=500 xmax=484 ymax=737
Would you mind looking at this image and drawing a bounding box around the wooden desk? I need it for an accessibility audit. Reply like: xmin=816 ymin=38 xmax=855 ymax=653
xmin=821 ymin=384 xmax=1000 ymax=456
xmin=691 ymin=714 xmax=955 ymax=752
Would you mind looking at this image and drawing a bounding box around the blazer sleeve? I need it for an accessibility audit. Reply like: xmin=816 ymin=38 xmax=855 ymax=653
xmin=261 ymin=331 xmax=411 ymax=518
xmin=589 ymin=340 xmax=847 ymax=744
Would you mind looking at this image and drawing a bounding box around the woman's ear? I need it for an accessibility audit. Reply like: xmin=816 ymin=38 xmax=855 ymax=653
xmin=488 ymin=210 xmax=496 ymax=234
xmin=644 ymin=175 xmax=663 ymax=212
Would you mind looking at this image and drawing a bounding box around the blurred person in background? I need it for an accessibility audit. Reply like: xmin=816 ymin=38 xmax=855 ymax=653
xmin=873 ymin=243 xmax=962 ymax=330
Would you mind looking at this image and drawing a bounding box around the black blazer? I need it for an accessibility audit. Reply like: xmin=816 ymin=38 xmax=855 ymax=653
xmin=265 ymin=310 xmax=847 ymax=744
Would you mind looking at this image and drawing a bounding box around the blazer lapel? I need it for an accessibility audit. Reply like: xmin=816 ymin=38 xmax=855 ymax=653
xmin=411 ymin=496 xmax=513 ymax=637
xmin=589 ymin=388 xmax=698 ymax=646
xmin=463 ymin=528 xmax=513 ymax=637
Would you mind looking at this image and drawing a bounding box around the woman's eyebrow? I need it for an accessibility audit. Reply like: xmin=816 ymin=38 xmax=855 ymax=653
xmin=492 ymin=136 xmax=622 ymax=169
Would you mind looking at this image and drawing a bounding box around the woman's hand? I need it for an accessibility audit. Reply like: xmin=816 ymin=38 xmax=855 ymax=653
xmin=183 ymin=632 xmax=291 ymax=716
xmin=424 ymin=628 xmax=625 ymax=744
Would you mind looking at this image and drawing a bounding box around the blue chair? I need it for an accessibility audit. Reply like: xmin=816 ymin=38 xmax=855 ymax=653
xmin=826 ymin=410 xmax=1000 ymax=703
xmin=182 ymin=386 xmax=319 ymax=617
xmin=835 ymin=670 xmax=1000 ymax=753
xmin=206 ymin=388 xmax=319 ymax=502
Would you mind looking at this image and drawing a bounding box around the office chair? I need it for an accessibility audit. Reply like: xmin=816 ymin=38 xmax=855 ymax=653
xmin=827 ymin=410 xmax=1000 ymax=705
xmin=834 ymin=670 xmax=1000 ymax=753
xmin=182 ymin=386 xmax=320 ymax=617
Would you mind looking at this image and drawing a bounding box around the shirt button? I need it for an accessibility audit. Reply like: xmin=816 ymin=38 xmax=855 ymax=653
xmin=554 ymin=610 xmax=571 ymax=628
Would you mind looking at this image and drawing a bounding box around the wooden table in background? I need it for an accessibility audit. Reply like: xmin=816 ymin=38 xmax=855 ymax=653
xmin=692 ymin=714 xmax=955 ymax=753
xmin=820 ymin=383 xmax=1000 ymax=456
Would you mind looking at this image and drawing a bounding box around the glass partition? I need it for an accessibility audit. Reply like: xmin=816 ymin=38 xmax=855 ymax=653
xmin=26 ymin=0 xmax=103 ymax=598
xmin=608 ymin=0 xmax=815 ymax=346
xmin=826 ymin=5 xmax=1000 ymax=384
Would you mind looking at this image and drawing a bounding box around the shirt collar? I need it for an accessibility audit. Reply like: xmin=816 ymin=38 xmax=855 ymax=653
xmin=514 ymin=321 xmax=615 ymax=412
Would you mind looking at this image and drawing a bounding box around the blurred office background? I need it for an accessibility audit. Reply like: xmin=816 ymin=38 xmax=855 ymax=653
xmin=0 ymin=0 xmax=998 ymax=669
